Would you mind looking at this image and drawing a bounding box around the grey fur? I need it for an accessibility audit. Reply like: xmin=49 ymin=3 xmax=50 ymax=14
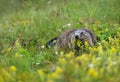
xmin=47 ymin=28 xmax=97 ymax=53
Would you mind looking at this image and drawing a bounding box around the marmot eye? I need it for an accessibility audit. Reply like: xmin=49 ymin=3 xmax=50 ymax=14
xmin=80 ymin=32 xmax=84 ymax=35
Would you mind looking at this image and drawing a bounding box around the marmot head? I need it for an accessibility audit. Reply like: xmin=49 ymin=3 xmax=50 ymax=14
xmin=71 ymin=28 xmax=96 ymax=46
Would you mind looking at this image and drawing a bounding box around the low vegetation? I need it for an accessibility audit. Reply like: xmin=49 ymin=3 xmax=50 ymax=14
xmin=0 ymin=0 xmax=120 ymax=82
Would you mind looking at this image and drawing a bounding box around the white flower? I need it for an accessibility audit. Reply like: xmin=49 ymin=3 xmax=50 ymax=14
xmin=67 ymin=23 xmax=71 ymax=27
xmin=48 ymin=0 xmax=52 ymax=4
xmin=41 ymin=45 xmax=45 ymax=49
xmin=58 ymin=29 xmax=62 ymax=32
xmin=63 ymin=23 xmax=71 ymax=28
xmin=112 ymin=61 xmax=117 ymax=65
xmin=98 ymin=42 xmax=101 ymax=45
xmin=55 ymin=51 xmax=58 ymax=55
xmin=96 ymin=57 xmax=101 ymax=60
xmin=36 ymin=62 xmax=40 ymax=65
xmin=88 ymin=63 xmax=94 ymax=68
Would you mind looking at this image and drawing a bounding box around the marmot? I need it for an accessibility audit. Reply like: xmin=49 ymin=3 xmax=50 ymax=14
xmin=46 ymin=28 xmax=97 ymax=54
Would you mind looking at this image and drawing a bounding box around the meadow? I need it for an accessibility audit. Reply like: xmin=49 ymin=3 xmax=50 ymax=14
xmin=0 ymin=0 xmax=120 ymax=82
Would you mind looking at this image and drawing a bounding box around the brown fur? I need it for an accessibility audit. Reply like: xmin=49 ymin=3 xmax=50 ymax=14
xmin=46 ymin=28 xmax=97 ymax=54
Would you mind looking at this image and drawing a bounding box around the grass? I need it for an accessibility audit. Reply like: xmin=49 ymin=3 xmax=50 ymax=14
xmin=0 ymin=0 xmax=120 ymax=82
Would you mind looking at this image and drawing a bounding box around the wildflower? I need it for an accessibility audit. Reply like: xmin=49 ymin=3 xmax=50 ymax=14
xmin=92 ymin=59 xmax=98 ymax=65
xmin=47 ymin=80 xmax=53 ymax=82
xmin=108 ymin=37 xmax=114 ymax=43
xmin=1 ymin=69 xmax=11 ymax=78
xmin=55 ymin=67 xmax=63 ymax=74
xmin=14 ymin=53 xmax=19 ymax=58
xmin=58 ymin=29 xmax=62 ymax=32
xmin=15 ymin=39 xmax=21 ymax=48
xmin=10 ymin=66 xmax=17 ymax=72
xmin=94 ymin=20 xmax=100 ymax=24
xmin=7 ymin=47 xmax=12 ymax=52
xmin=38 ymin=69 xmax=44 ymax=81
xmin=110 ymin=47 xmax=116 ymax=56
xmin=89 ymin=47 xmax=96 ymax=52
xmin=60 ymin=51 xmax=64 ymax=57
xmin=67 ymin=23 xmax=71 ymax=27
xmin=20 ymin=20 xmax=27 ymax=25
xmin=70 ymin=60 xmax=74 ymax=64
xmin=55 ymin=51 xmax=58 ymax=55
xmin=96 ymin=57 xmax=101 ymax=60
xmin=0 ymin=75 xmax=4 ymax=82
xmin=74 ymin=64 xmax=79 ymax=69
xmin=58 ymin=58 xmax=66 ymax=64
xmin=99 ymin=68 xmax=104 ymax=77
xmin=80 ymin=54 xmax=89 ymax=61
xmin=84 ymin=41 xmax=89 ymax=47
xmin=88 ymin=68 xmax=98 ymax=79
xmin=105 ymin=28 xmax=109 ymax=32
xmin=51 ymin=67 xmax=63 ymax=79
xmin=75 ymin=56 xmax=81 ymax=61
xmin=38 ymin=69 xmax=43 ymax=75
xmin=97 ymin=45 xmax=103 ymax=55
xmin=36 ymin=62 xmax=40 ymax=65
xmin=18 ymin=80 xmax=23 ymax=82
xmin=112 ymin=61 xmax=117 ymax=65
xmin=65 ymin=52 xmax=74 ymax=59
xmin=41 ymin=45 xmax=45 ymax=49
xmin=48 ymin=0 xmax=52 ymax=4
xmin=51 ymin=73 xmax=56 ymax=78
xmin=63 ymin=23 xmax=71 ymax=28
xmin=98 ymin=42 xmax=101 ymax=45
xmin=88 ymin=63 xmax=94 ymax=68
xmin=78 ymin=18 xmax=85 ymax=25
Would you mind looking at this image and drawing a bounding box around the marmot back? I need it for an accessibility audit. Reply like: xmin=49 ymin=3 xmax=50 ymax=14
xmin=46 ymin=28 xmax=97 ymax=54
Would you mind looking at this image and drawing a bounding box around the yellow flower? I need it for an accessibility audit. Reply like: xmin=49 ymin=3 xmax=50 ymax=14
xmin=97 ymin=45 xmax=103 ymax=55
xmin=20 ymin=20 xmax=27 ymax=25
xmin=110 ymin=47 xmax=116 ymax=56
xmin=15 ymin=53 xmax=19 ymax=58
xmin=10 ymin=66 xmax=17 ymax=72
xmin=0 ymin=75 xmax=4 ymax=82
xmin=105 ymin=28 xmax=109 ymax=32
xmin=1 ymin=69 xmax=11 ymax=78
xmin=51 ymin=72 xmax=56 ymax=78
xmin=94 ymin=20 xmax=100 ymax=24
xmin=85 ymin=41 xmax=89 ymax=47
xmin=7 ymin=47 xmax=12 ymax=52
xmin=60 ymin=51 xmax=64 ymax=57
xmin=18 ymin=80 xmax=23 ymax=82
xmin=74 ymin=64 xmax=79 ymax=69
xmin=38 ymin=69 xmax=43 ymax=75
xmin=50 ymin=67 xmax=63 ymax=79
xmin=70 ymin=60 xmax=74 ymax=64
xmin=99 ymin=68 xmax=104 ymax=77
xmin=58 ymin=58 xmax=66 ymax=64
xmin=88 ymin=68 xmax=98 ymax=79
xmin=65 ymin=52 xmax=74 ymax=59
xmin=47 ymin=80 xmax=53 ymax=82
xmin=92 ymin=59 xmax=98 ymax=65
xmin=80 ymin=54 xmax=89 ymax=61
xmin=55 ymin=67 xmax=63 ymax=74
xmin=75 ymin=56 xmax=81 ymax=61
xmin=76 ymin=40 xmax=83 ymax=47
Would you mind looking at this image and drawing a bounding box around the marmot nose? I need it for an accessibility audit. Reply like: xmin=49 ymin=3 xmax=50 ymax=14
xmin=75 ymin=35 xmax=79 ymax=39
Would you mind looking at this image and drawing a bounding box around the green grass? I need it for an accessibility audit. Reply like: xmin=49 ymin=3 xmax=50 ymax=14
xmin=0 ymin=0 xmax=120 ymax=82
